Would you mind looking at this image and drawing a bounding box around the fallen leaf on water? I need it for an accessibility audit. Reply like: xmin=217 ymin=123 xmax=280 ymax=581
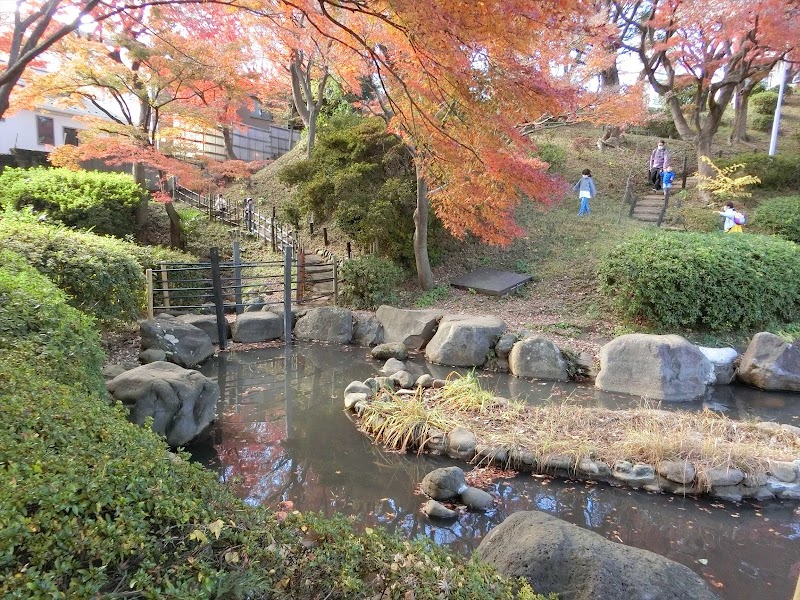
xmin=698 ymin=558 xmax=708 ymax=565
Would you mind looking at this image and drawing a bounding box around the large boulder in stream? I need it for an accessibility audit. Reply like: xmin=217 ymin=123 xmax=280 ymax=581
xmin=595 ymin=334 xmax=715 ymax=401
xmin=737 ymin=332 xmax=800 ymax=392
xmin=376 ymin=306 xmax=443 ymax=350
xmin=508 ymin=336 xmax=569 ymax=381
xmin=106 ymin=361 xmax=218 ymax=447
xmin=294 ymin=307 xmax=353 ymax=344
xmin=425 ymin=314 xmax=506 ymax=367
xmin=477 ymin=511 xmax=720 ymax=600
xmin=140 ymin=316 xmax=214 ymax=368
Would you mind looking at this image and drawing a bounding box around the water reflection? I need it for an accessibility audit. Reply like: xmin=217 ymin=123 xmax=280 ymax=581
xmin=197 ymin=343 xmax=800 ymax=600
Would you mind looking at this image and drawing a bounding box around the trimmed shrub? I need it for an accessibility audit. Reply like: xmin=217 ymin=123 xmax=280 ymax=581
xmin=751 ymin=91 xmax=779 ymax=115
xmin=751 ymin=195 xmax=800 ymax=243
xmin=751 ymin=113 xmax=774 ymax=132
xmin=0 ymin=216 xmax=144 ymax=322
xmin=675 ymin=206 xmax=722 ymax=233
xmin=0 ymin=167 xmax=143 ymax=237
xmin=340 ymin=255 xmax=405 ymax=309
xmin=598 ymin=231 xmax=800 ymax=331
xmin=716 ymin=153 xmax=800 ymax=190
xmin=536 ymin=142 xmax=567 ymax=172
xmin=0 ymin=253 xmax=543 ymax=599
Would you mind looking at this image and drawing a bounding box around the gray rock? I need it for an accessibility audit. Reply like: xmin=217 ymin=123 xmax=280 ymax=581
xmin=376 ymin=306 xmax=443 ymax=349
xmin=578 ymin=458 xmax=611 ymax=478
xmin=612 ymin=461 xmax=656 ymax=486
xmin=344 ymin=381 xmax=373 ymax=397
xmin=697 ymin=346 xmax=739 ymax=385
xmin=425 ymin=314 xmax=506 ymax=367
xmin=243 ymin=296 xmax=267 ymax=312
xmin=139 ymin=348 xmax=167 ymax=364
xmin=658 ymin=460 xmax=696 ymax=484
xmin=476 ymin=511 xmax=721 ymax=600
xmin=422 ymin=500 xmax=458 ymax=520
xmin=175 ymin=313 xmax=230 ymax=344
xmin=424 ymin=428 xmax=448 ymax=454
xmin=460 ymin=486 xmax=494 ymax=511
xmin=711 ymin=484 xmax=756 ymax=502
xmin=420 ymin=466 xmax=467 ymax=500
xmin=706 ymin=467 xmax=744 ymax=487
xmin=381 ymin=358 xmax=407 ymax=376
xmin=595 ymin=334 xmax=715 ymax=401
xmin=353 ymin=313 xmax=384 ymax=347
xmin=738 ymin=332 xmax=800 ymax=392
xmin=140 ymin=318 xmax=214 ymax=368
xmin=107 ymin=361 xmax=217 ymax=447
xmin=102 ymin=364 xmax=130 ymax=380
xmin=416 ymin=374 xmax=435 ymax=388
xmin=495 ymin=333 xmax=517 ymax=360
xmin=508 ymin=336 xmax=569 ymax=382
xmin=344 ymin=392 xmax=368 ymax=410
xmin=447 ymin=427 xmax=477 ymax=460
xmin=294 ymin=307 xmax=353 ymax=344
xmin=391 ymin=370 xmax=416 ymax=389
xmin=231 ymin=312 xmax=283 ymax=343
xmin=265 ymin=304 xmax=304 ymax=326
xmin=769 ymin=460 xmax=798 ymax=483
xmin=371 ymin=342 xmax=409 ymax=361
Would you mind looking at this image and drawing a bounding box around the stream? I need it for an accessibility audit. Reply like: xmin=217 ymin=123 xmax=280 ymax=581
xmin=195 ymin=342 xmax=800 ymax=600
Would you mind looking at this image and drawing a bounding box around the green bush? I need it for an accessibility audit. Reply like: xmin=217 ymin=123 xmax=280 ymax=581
xmin=598 ymin=231 xmax=800 ymax=330
xmin=716 ymin=153 xmax=800 ymax=190
xmin=674 ymin=206 xmax=722 ymax=233
xmin=0 ymin=167 xmax=143 ymax=237
xmin=535 ymin=142 xmax=567 ymax=172
xmin=751 ymin=113 xmax=774 ymax=132
xmin=633 ymin=113 xmax=679 ymax=139
xmin=751 ymin=195 xmax=800 ymax=243
xmin=0 ymin=215 xmax=144 ymax=322
xmin=0 ymin=254 xmax=544 ymax=599
xmin=751 ymin=91 xmax=779 ymax=115
xmin=339 ymin=255 xmax=405 ymax=309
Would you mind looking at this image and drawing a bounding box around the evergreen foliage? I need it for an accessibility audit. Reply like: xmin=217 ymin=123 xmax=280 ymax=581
xmin=0 ymin=167 xmax=143 ymax=238
xmin=598 ymin=231 xmax=800 ymax=330
xmin=278 ymin=115 xmax=439 ymax=266
xmin=339 ymin=255 xmax=405 ymax=309
xmin=716 ymin=153 xmax=800 ymax=190
xmin=751 ymin=195 xmax=800 ymax=243
xmin=751 ymin=91 xmax=780 ymax=114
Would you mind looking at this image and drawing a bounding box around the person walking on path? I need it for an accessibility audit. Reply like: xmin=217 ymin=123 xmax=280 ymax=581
xmin=573 ymin=168 xmax=596 ymax=216
xmin=661 ymin=166 xmax=675 ymax=203
xmin=718 ymin=201 xmax=744 ymax=233
xmin=649 ymin=140 xmax=671 ymax=191
xmin=215 ymin=194 xmax=228 ymax=220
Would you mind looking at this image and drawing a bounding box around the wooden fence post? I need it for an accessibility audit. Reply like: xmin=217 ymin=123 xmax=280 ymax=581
xmin=271 ymin=206 xmax=277 ymax=253
xmin=323 ymin=227 xmax=328 ymax=246
xmin=158 ymin=261 xmax=170 ymax=308
xmin=146 ymin=268 xmax=154 ymax=319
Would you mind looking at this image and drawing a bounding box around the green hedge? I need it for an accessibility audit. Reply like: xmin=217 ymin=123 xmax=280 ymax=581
xmin=750 ymin=113 xmax=774 ymax=132
xmin=751 ymin=91 xmax=779 ymax=114
xmin=0 ymin=253 xmax=544 ymax=599
xmin=340 ymin=255 xmax=405 ymax=309
xmin=751 ymin=195 xmax=800 ymax=243
xmin=0 ymin=167 xmax=143 ymax=238
xmin=598 ymin=231 xmax=800 ymax=330
xmin=0 ymin=215 xmax=144 ymax=323
xmin=716 ymin=153 xmax=800 ymax=190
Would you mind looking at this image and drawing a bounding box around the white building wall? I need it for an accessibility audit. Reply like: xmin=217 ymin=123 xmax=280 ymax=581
xmin=0 ymin=108 xmax=96 ymax=154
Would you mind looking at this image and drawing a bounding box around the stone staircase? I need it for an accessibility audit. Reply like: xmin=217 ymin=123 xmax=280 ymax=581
xmin=630 ymin=192 xmax=667 ymax=226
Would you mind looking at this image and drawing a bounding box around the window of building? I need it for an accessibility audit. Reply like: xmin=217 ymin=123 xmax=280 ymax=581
xmin=36 ymin=116 xmax=55 ymax=145
xmin=63 ymin=127 xmax=79 ymax=146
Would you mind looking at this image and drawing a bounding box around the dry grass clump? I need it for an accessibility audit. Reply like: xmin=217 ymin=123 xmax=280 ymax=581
xmin=360 ymin=374 xmax=799 ymax=490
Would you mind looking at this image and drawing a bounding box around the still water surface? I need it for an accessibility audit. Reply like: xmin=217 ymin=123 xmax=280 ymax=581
xmin=197 ymin=343 xmax=800 ymax=600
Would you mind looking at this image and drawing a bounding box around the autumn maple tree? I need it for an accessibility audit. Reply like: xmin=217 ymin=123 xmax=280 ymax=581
xmin=613 ymin=0 xmax=798 ymax=177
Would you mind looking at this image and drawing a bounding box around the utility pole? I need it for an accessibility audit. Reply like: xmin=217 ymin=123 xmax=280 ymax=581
xmin=768 ymin=60 xmax=788 ymax=157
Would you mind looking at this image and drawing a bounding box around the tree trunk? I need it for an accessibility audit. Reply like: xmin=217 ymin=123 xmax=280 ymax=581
xmin=132 ymin=162 xmax=149 ymax=227
xmin=221 ymin=126 xmax=238 ymax=160
xmin=413 ymin=166 xmax=434 ymax=290
xmin=164 ymin=201 xmax=184 ymax=249
xmin=306 ymin=106 xmax=318 ymax=159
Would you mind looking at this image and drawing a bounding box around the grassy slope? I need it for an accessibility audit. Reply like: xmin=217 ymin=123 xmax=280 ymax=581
xmin=213 ymin=96 xmax=800 ymax=353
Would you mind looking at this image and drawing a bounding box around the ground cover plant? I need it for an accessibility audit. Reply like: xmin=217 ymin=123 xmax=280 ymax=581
xmin=598 ymin=230 xmax=800 ymax=331
xmin=0 ymin=251 xmax=548 ymax=600
xmin=750 ymin=195 xmax=800 ymax=243
xmin=0 ymin=167 xmax=142 ymax=238
xmin=360 ymin=373 xmax=799 ymax=491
